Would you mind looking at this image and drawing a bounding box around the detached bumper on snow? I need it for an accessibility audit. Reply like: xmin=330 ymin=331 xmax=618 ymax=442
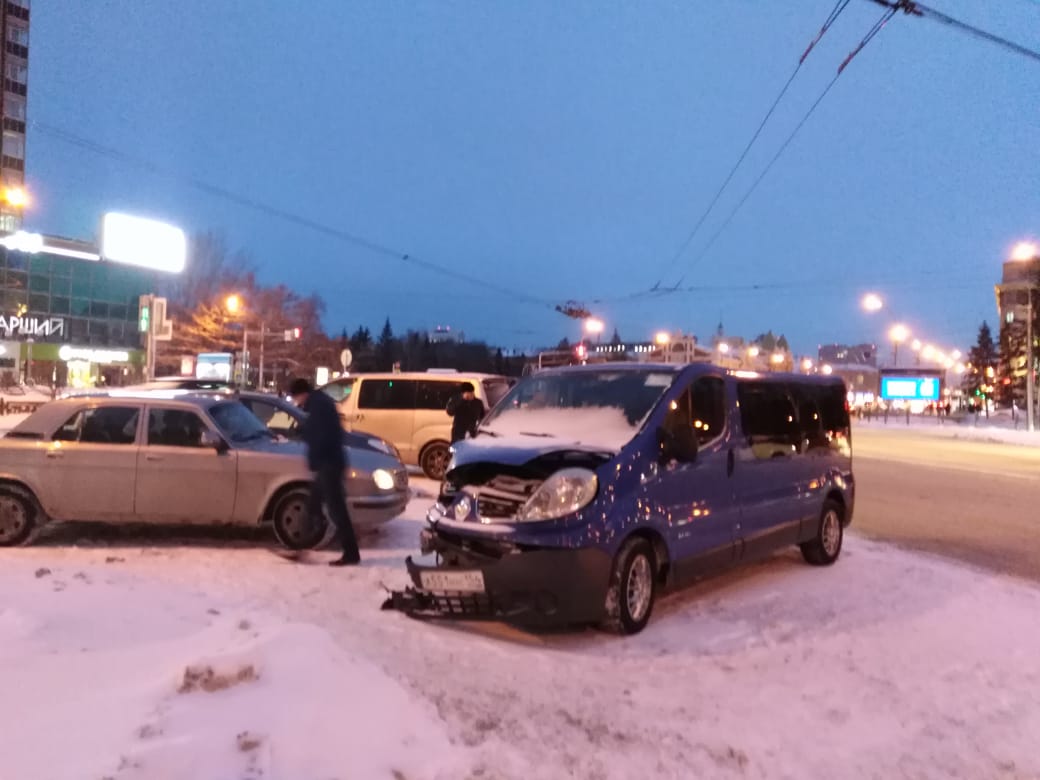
xmin=381 ymin=526 xmax=611 ymax=628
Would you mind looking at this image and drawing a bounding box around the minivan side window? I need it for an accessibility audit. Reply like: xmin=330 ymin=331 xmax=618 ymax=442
xmin=322 ymin=379 xmax=355 ymax=403
xmin=737 ymin=381 xmax=798 ymax=459
xmin=662 ymin=376 xmax=726 ymax=446
xmin=357 ymin=379 xmax=416 ymax=410
xmin=794 ymin=382 xmax=850 ymax=452
xmin=54 ymin=406 xmax=140 ymax=445
xmin=690 ymin=376 xmax=726 ymax=445
xmin=415 ymin=380 xmax=458 ymax=410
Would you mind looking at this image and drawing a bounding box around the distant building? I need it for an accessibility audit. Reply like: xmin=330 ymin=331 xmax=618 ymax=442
xmin=818 ymin=343 xmax=878 ymax=367
xmin=0 ymin=0 xmax=30 ymax=232
xmin=429 ymin=326 xmax=464 ymax=344
xmin=994 ymin=247 xmax=1040 ymax=405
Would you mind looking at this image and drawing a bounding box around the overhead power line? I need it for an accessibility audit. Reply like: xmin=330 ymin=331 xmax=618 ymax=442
xmin=32 ymin=121 xmax=554 ymax=308
xmin=663 ymin=5 xmax=897 ymax=290
xmin=653 ymin=0 xmax=853 ymax=289
xmin=870 ymin=0 xmax=1040 ymax=63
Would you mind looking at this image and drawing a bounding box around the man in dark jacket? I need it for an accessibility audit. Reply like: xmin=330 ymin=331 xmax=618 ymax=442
xmin=289 ymin=378 xmax=360 ymax=567
xmin=446 ymin=382 xmax=486 ymax=443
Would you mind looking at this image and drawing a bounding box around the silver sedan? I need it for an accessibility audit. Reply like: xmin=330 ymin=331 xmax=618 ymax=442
xmin=0 ymin=393 xmax=409 ymax=547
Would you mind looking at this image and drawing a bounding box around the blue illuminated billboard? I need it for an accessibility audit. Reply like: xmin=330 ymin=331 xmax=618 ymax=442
xmin=880 ymin=375 xmax=941 ymax=402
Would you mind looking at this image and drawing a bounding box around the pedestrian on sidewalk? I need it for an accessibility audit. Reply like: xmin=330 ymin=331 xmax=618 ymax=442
xmin=289 ymin=377 xmax=360 ymax=567
xmin=446 ymin=382 xmax=486 ymax=443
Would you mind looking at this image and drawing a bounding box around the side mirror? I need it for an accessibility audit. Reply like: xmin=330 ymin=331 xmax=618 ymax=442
xmin=657 ymin=425 xmax=698 ymax=464
xmin=201 ymin=430 xmax=228 ymax=453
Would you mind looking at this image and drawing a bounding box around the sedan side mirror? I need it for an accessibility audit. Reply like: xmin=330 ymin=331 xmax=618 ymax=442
xmin=657 ymin=425 xmax=698 ymax=464
xmin=201 ymin=430 xmax=229 ymax=453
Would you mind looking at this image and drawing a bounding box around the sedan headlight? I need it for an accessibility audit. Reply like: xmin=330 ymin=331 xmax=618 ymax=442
xmin=372 ymin=469 xmax=395 ymax=491
xmin=517 ymin=468 xmax=598 ymax=522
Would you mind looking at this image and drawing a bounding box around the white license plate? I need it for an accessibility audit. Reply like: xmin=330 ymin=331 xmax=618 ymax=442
xmin=420 ymin=570 xmax=486 ymax=593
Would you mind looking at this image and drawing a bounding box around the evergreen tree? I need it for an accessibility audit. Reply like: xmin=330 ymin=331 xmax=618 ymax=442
xmin=377 ymin=318 xmax=397 ymax=371
xmin=966 ymin=321 xmax=999 ymax=410
xmin=610 ymin=328 xmax=622 ymax=346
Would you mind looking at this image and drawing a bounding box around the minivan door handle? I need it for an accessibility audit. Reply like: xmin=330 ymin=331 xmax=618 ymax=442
xmin=726 ymin=449 xmax=735 ymax=478
xmin=45 ymin=451 xmax=64 ymax=460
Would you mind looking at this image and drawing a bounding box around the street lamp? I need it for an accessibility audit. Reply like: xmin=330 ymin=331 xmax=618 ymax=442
xmin=888 ymin=324 xmax=910 ymax=366
xmin=821 ymin=364 xmax=833 ymax=375
xmin=654 ymin=331 xmax=670 ymax=346
xmin=801 ymin=357 xmax=813 ymax=372
xmin=770 ymin=352 xmax=785 ymax=370
xmin=861 ymin=293 xmax=883 ymax=313
xmin=1010 ymin=241 xmax=1038 ymax=432
xmin=717 ymin=342 xmax=730 ymax=354
xmin=225 ymin=294 xmax=242 ymax=315
xmin=583 ymin=317 xmax=604 ymax=336
xmin=747 ymin=345 xmax=760 ymax=358
xmin=2 ymin=186 xmax=29 ymax=209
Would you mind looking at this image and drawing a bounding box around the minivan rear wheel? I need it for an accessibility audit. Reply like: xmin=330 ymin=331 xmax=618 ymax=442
xmin=601 ymin=537 xmax=657 ymax=635
xmin=801 ymin=499 xmax=844 ymax=566
xmin=420 ymin=442 xmax=451 ymax=481
xmin=271 ymin=488 xmax=328 ymax=551
xmin=0 ymin=487 xmax=37 ymax=547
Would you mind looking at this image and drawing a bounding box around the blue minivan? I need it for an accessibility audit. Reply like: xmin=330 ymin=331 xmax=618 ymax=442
xmin=385 ymin=363 xmax=854 ymax=635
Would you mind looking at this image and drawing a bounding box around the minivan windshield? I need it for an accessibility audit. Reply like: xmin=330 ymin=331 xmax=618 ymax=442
xmin=480 ymin=369 xmax=675 ymax=450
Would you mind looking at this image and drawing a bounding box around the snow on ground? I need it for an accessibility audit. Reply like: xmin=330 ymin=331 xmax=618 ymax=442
xmin=3 ymin=486 xmax=1040 ymax=779
xmin=855 ymin=416 xmax=1040 ymax=447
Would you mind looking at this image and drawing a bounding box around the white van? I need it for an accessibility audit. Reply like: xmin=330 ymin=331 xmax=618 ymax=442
xmin=320 ymin=371 xmax=512 ymax=479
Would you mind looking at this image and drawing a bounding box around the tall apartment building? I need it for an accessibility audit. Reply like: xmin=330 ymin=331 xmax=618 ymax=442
xmin=0 ymin=0 xmax=29 ymax=232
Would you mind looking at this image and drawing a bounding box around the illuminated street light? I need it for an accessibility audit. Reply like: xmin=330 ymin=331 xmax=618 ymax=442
xmin=2 ymin=186 xmax=29 ymax=209
xmin=717 ymin=342 xmax=730 ymax=354
xmin=861 ymin=293 xmax=883 ymax=313
xmin=654 ymin=331 xmax=670 ymax=346
xmin=954 ymin=362 xmax=966 ymax=374
xmin=951 ymin=349 xmax=962 ymax=360
xmin=747 ymin=345 xmax=760 ymax=358
xmin=770 ymin=352 xmax=785 ymax=366
xmin=911 ymin=339 xmax=922 ymax=351
xmin=821 ymin=364 xmax=834 ymax=375
xmin=1010 ymin=241 xmax=1039 ymax=262
xmin=922 ymin=344 xmax=936 ymax=361
xmin=801 ymin=358 xmax=813 ymax=372
xmin=583 ymin=317 xmax=605 ymax=336
xmin=225 ymin=294 xmax=242 ymax=315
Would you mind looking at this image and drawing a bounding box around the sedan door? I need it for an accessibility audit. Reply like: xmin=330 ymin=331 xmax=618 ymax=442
xmin=134 ymin=406 xmax=237 ymax=523
xmin=44 ymin=404 xmax=142 ymax=521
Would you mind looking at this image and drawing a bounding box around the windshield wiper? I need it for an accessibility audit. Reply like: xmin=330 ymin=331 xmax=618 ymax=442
xmin=519 ymin=432 xmax=554 ymax=438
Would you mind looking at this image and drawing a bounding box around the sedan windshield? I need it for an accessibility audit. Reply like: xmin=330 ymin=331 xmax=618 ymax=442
xmin=209 ymin=401 xmax=274 ymax=444
xmin=480 ymin=370 xmax=675 ymax=450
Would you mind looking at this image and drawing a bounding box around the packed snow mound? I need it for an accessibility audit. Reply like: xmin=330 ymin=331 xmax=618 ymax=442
xmin=0 ymin=562 xmax=468 ymax=780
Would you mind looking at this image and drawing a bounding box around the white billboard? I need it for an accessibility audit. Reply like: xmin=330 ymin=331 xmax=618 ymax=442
xmin=101 ymin=213 xmax=186 ymax=273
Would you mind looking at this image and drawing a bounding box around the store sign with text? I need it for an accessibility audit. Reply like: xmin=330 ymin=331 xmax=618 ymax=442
xmin=0 ymin=315 xmax=65 ymax=339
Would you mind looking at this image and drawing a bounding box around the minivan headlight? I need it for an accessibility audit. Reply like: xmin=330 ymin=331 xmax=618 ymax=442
xmin=517 ymin=468 xmax=598 ymax=522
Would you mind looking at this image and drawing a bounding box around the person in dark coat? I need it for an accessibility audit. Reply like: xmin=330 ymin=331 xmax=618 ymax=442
xmin=446 ymin=382 xmax=486 ymax=443
xmin=289 ymin=378 xmax=360 ymax=567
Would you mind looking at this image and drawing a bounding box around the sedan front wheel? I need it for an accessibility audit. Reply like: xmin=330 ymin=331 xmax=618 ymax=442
xmin=0 ymin=488 xmax=37 ymax=547
xmin=271 ymin=489 xmax=328 ymax=550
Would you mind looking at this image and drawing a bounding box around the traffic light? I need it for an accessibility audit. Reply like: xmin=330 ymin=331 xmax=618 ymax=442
xmin=138 ymin=295 xmax=151 ymax=334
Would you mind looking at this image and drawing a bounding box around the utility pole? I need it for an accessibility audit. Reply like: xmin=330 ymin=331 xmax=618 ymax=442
xmin=1027 ymin=290 xmax=1035 ymax=433
xmin=258 ymin=322 xmax=266 ymax=391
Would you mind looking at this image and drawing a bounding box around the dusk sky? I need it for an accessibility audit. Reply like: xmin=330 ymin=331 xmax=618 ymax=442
xmin=26 ymin=1 xmax=1040 ymax=355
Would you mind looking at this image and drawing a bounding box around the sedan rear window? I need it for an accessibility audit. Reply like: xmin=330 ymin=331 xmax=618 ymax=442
xmin=54 ymin=406 xmax=140 ymax=445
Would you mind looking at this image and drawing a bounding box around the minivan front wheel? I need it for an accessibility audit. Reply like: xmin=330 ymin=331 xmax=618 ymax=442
xmin=601 ymin=537 xmax=657 ymax=635
xmin=801 ymin=499 xmax=844 ymax=566
xmin=420 ymin=442 xmax=451 ymax=481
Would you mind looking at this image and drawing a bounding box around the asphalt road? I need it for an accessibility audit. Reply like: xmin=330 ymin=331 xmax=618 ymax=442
xmin=852 ymin=426 xmax=1040 ymax=581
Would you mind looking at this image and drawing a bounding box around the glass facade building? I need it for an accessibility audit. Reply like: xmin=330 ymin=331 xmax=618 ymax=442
xmin=0 ymin=243 xmax=158 ymax=387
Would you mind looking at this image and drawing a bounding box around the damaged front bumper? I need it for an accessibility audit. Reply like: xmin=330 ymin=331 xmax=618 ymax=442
xmin=382 ymin=523 xmax=612 ymax=628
